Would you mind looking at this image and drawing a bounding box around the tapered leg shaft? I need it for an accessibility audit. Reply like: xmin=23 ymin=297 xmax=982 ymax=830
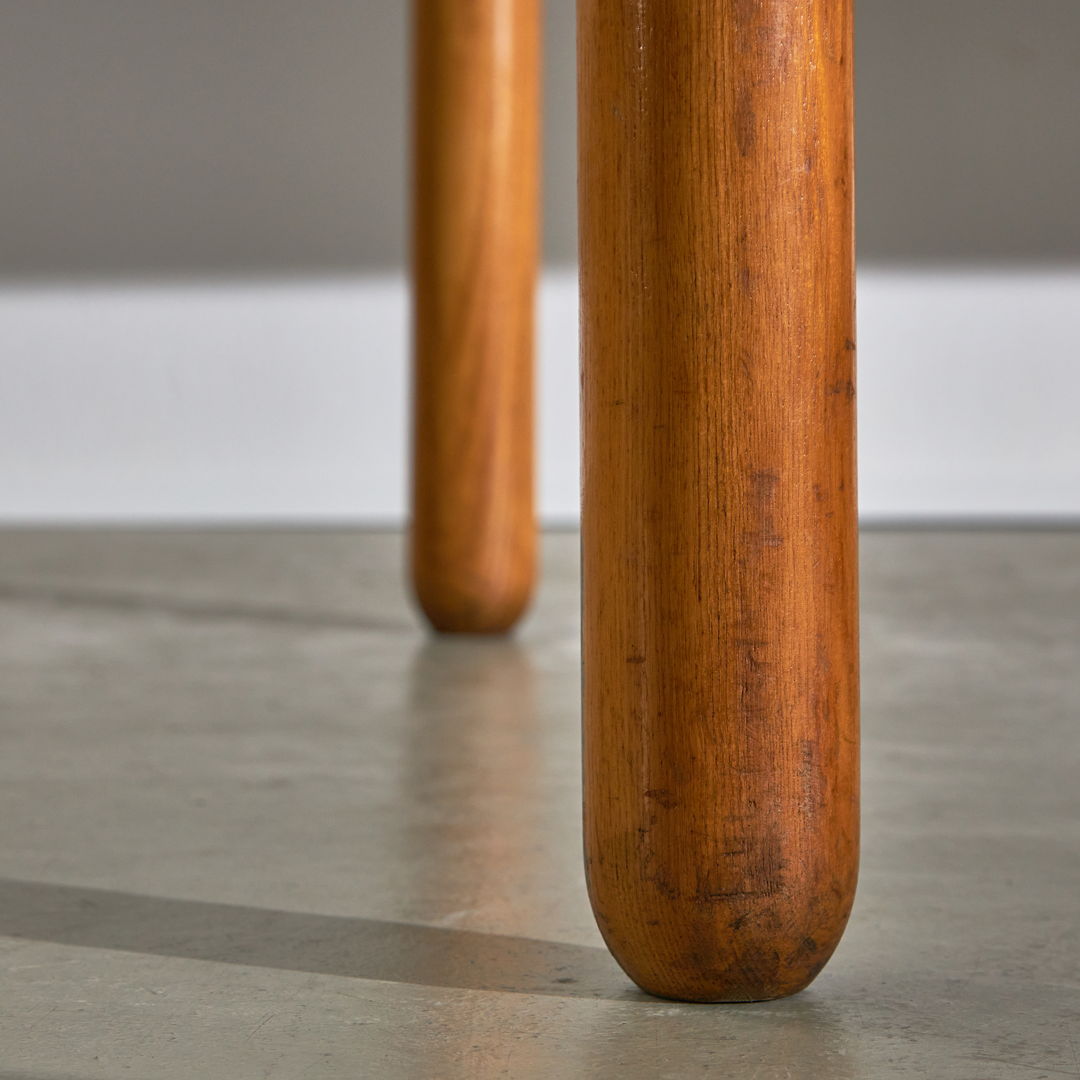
xmin=579 ymin=0 xmax=859 ymax=1001
xmin=411 ymin=0 xmax=539 ymax=634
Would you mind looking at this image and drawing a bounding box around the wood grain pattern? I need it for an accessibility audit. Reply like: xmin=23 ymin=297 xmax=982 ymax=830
xmin=411 ymin=0 xmax=539 ymax=634
xmin=579 ymin=0 xmax=859 ymax=1001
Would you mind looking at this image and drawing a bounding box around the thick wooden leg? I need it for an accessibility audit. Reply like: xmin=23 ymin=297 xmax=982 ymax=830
xmin=579 ymin=0 xmax=858 ymax=1001
xmin=410 ymin=0 xmax=539 ymax=634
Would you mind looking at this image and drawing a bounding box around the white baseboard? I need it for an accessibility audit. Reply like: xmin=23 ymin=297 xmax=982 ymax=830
xmin=2 ymin=268 xmax=1078 ymax=523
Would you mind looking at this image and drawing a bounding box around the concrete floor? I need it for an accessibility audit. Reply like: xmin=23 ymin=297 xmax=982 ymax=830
xmin=0 ymin=529 xmax=1078 ymax=1079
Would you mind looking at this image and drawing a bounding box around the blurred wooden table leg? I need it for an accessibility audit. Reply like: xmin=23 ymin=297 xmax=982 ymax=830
xmin=579 ymin=0 xmax=860 ymax=1001
xmin=410 ymin=0 xmax=539 ymax=634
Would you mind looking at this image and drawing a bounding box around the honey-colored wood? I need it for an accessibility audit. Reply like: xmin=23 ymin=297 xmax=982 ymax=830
xmin=579 ymin=0 xmax=859 ymax=1001
xmin=410 ymin=0 xmax=540 ymax=634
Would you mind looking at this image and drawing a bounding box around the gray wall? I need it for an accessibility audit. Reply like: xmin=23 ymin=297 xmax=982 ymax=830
xmin=2 ymin=0 xmax=1078 ymax=278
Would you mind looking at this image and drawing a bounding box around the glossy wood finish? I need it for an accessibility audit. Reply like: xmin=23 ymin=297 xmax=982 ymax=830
xmin=579 ymin=0 xmax=859 ymax=1001
xmin=411 ymin=0 xmax=539 ymax=634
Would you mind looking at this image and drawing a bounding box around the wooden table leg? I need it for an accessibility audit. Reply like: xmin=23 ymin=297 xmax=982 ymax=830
xmin=410 ymin=0 xmax=539 ymax=634
xmin=579 ymin=0 xmax=859 ymax=1001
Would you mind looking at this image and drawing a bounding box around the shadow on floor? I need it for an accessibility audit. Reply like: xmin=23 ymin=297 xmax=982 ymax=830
xmin=0 ymin=878 xmax=637 ymax=1001
xmin=0 ymin=580 xmax=412 ymax=634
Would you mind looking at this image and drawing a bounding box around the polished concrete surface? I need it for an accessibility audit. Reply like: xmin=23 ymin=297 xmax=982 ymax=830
xmin=1 ymin=529 xmax=1078 ymax=1079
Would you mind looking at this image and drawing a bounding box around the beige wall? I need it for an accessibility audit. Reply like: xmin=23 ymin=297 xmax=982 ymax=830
xmin=2 ymin=0 xmax=1077 ymax=278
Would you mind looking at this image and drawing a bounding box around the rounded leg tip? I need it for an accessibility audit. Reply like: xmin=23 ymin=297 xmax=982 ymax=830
xmin=624 ymin=964 xmax=827 ymax=1004
xmin=421 ymin=609 xmax=526 ymax=636
xmin=590 ymin=891 xmax=854 ymax=1004
xmin=413 ymin=579 xmax=533 ymax=636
